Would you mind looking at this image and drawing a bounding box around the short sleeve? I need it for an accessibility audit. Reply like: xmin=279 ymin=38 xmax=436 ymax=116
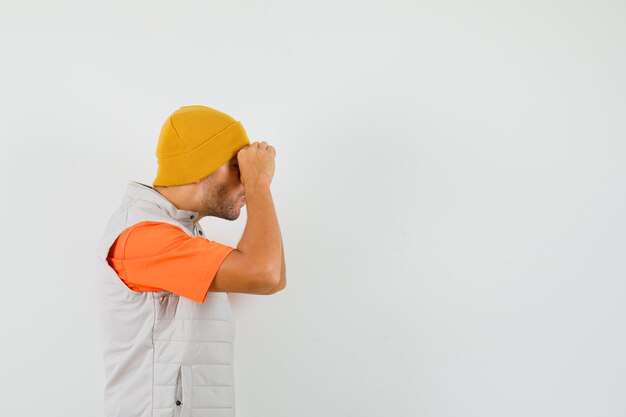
xmin=106 ymin=221 xmax=236 ymax=303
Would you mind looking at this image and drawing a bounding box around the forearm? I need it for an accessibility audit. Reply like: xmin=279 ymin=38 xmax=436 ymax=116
xmin=238 ymin=182 xmax=282 ymax=282
xmin=260 ymin=233 xmax=286 ymax=294
xmin=278 ymin=233 xmax=285 ymax=286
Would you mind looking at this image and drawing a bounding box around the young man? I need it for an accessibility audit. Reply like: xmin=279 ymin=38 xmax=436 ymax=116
xmin=94 ymin=105 xmax=286 ymax=417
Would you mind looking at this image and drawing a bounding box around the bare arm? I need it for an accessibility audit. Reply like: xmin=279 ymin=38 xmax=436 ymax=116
xmin=259 ymin=232 xmax=286 ymax=294
xmin=209 ymin=182 xmax=282 ymax=294
xmin=209 ymin=141 xmax=283 ymax=294
xmin=237 ymin=182 xmax=283 ymax=287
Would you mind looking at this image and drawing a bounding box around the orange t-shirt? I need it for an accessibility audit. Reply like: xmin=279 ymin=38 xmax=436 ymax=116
xmin=106 ymin=221 xmax=236 ymax=304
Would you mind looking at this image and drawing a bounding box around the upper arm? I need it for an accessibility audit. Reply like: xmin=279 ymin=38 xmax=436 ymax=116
xmin=107 ymin=221 xmax=242 ymax=302
xmin=209 ymin=249 xmax=278 ymax=295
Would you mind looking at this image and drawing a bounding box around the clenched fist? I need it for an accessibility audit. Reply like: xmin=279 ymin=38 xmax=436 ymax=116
xmin=236 ymin=141 xmax=276 ymax=189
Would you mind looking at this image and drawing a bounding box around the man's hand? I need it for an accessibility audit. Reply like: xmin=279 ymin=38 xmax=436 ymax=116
xmin=237 ymin=141 xmax=276 ymax=189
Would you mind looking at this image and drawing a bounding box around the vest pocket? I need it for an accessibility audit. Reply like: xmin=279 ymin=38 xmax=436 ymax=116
xmin=175 ymin=365 xmax=193 ymax=417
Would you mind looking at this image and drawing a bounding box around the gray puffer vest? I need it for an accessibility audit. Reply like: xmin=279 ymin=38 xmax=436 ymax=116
xmin=94 ymin=180 xmax=236 ymax=417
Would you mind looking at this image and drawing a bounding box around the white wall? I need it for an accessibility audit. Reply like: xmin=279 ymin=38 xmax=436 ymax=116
xmin=1 ymin=1 xmax=624 ymax=416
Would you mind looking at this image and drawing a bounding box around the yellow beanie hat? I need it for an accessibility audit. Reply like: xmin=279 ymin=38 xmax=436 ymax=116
xmin=153 ymin=105 xmax=251 ymax=186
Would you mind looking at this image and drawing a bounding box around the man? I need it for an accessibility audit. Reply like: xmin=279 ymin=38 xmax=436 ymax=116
xmin=94 ymin=105 xmax=286 ymax=417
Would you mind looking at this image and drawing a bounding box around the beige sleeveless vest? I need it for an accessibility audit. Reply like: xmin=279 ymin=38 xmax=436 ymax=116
xmin=94 ymin=180 xmax=236 ymax=417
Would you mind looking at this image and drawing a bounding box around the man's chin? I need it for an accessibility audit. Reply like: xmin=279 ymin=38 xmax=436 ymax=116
xmin=224 ymin=210 xmax=241 ymax=221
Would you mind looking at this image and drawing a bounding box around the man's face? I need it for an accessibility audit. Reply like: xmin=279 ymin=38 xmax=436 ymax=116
xmin=197 ymin=154 xmax=246 ymax=221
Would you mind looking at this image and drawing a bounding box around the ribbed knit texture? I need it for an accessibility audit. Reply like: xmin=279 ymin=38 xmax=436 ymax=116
xmin=153 ymin=105 xmax=250 ymax=186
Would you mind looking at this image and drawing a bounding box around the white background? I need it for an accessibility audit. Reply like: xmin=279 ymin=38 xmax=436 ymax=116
xmin=1 ymin=1 xmax=625 ymax=416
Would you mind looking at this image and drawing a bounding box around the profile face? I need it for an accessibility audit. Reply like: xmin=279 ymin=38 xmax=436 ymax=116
xmin=198 ymin=155 xmax=245 ymax=221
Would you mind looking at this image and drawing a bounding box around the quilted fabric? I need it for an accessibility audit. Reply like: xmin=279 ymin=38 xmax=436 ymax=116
xmin=95 ymin=181 xmax=236 ymax=417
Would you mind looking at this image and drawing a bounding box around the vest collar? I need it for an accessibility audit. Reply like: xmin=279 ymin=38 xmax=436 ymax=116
xmin=125 ymin=180 xmax=200 ymax=226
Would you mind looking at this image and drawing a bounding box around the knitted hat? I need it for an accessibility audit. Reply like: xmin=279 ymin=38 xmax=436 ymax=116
xmin=152 ymin=105 xmax=251 ymax=186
